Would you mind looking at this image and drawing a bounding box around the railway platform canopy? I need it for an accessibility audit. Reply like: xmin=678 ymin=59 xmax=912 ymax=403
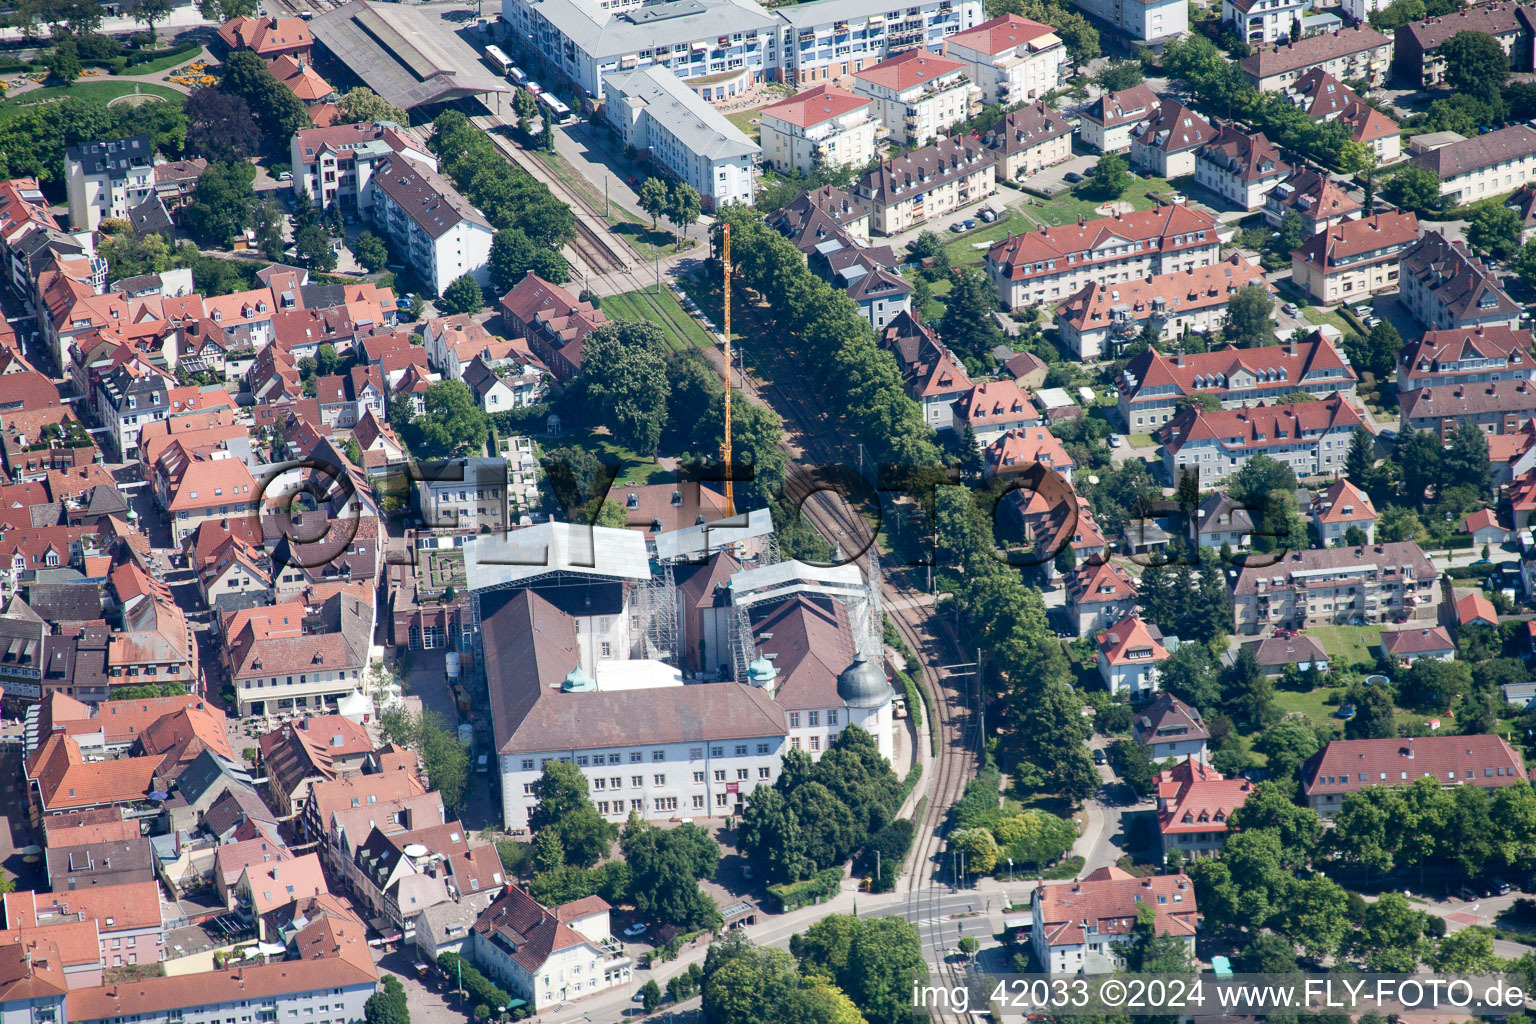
xmin=310 ymin=0 xmax=509 ymax=111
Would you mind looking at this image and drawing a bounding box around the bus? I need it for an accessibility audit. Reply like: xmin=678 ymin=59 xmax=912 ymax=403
xmin=538 ymin=92 xmax=575 ymax=125
xmin=484 ymin=44 xmax=515 ymax=77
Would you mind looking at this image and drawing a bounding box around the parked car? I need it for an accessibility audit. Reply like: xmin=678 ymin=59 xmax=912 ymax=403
xmin=623 ymin=923 xmax=649 ymax=937
xmin=1365 ymin=316 xmax=1382 ymax=327
xmin=1492 ymin=877 xmax=1513 ymax=894
xmin=1108 ymin=434 xmax=1123 ymax=449
xmin=978 ymin=208 xmax=997 ymax=222
xmin=1169 ymin=193 xmax=1187 ymax=204
xmin=1458 ymin=886 xmax=1478 ymax=901
xmin=1352 ymin=304 xmax=1371 ymax=317
xmin=1282 ymin=302 xmax=1299 ymax=316
xmin=1092 ymin=748 xmax=1107 ymax=765
xmin=949 ymin=222 xmax=966 ymax=233
xmin=1064 ymin=171 xmax=1085 ymax=183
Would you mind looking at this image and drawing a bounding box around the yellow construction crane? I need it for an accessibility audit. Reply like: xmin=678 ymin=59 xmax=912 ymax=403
xmin=721 ymin=223 xmax=735 ymax=518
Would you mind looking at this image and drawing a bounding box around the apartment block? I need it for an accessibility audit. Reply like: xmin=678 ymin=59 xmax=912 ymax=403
xmin=853 ymin=135 xmax=994 ymax=235
xmin=64 ymin=136 xmax=153 ymax=232
xmin=1399 ymin=231 xmax=1521 ymax=332
xmin=1290 ymin=210 xmax=1419 ymax=306
xmin=774 ymin=0 xmax=985 ymax=87
xmin=942 ymin=14 xmax=1064 ymax=105
xmin=1397 ymin=325 xmax=1536 ymax=392
xmin=851 ymin=50 xmax=976 ymax=146
xmin=1412 ymin=124 xmax=1536 ymax=206
xmin=1231 ymin=540 xmax=1439 ymax=635
xmin=1160 ymin=393 xmax=1368 ymax=487
xmin=1240 ymin=26 xmax=1392 ymax=92
xmin=757 ymin=85 xmax=878 ymax=175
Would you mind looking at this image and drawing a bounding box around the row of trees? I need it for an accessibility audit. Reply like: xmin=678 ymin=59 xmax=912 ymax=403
xmin=430 ymin=111 xmax=575 ymax=252
xmin=739 ymin=728 xmax=903 ymax=884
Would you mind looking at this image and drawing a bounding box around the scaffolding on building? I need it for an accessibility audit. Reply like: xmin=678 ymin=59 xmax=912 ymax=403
xmin=631 ymin=562 xmax=679 ymax=663
xmin=724 ymin=554 xmax=881 ymax=683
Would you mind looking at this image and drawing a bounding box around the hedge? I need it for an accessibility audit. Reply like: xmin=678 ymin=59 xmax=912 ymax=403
xmin=1447 ymin=564 xmax=1496 ymax=580
xmin=126 ymin=41 xmax=201 ymax=68
xmin=766 ymin=867 xmax=842 ymax=912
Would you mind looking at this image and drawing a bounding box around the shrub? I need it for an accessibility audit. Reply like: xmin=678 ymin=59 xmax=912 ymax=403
xmin=766 ymin=867 xmax=842 ymax=911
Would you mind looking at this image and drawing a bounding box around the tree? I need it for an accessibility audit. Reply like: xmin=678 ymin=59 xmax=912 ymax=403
xmin=218 ymin=51 xmax=311 ymax=148
xmin=488 ymin=227 xmax=569 ymax=292
xmin=1349 ymin=319 xmax=1400 ymax=382
xmin=577 ymin=321 xmax=671 ymax=453
xmin=1110 ymin=739 xmax=1155 ymax=797
xmin=405 ymin=380 xmax=489 ymax=456
xmin=529 ymin=761 xmax=618 ymax=868
xmin=639 ymin=177 xmax=669 ymax=229
xmin=622 ymin=818 xmax=723 ymax=930
xmin=354 ymin=230 xmax=389 ymax=273
xmin=1468 ymin=199 xmax=1523 ymax=259
xmin=1346 ymin=681 xmax=1396 ymax=740
xmin=1515 ymin=236 xmax=1536 ymax=287
xmin=1434 ymin=927 xmax=1500 ymax=974
xmin=666 ymin=182 xmax=702 ymax=249
xmin=1384 ymin=164 xmax=1445 ymax=214
xmin=335 ymin=87 xmax=409 ymax=126
xmin=844 ymin=917 xmax=926 ymax=1024
xmin=252 ymin=199 xmax=285 ymax=261
xmin=1252 ymin=720 xmax=1322 ymax=784
xmin=739 ymin=785 xmax=811 ymax=883
xmin=1095 ymin=59 xmax=1143 ymax=91
xmin=542 ymin=445 xmax=609 ymax=518
xmin=47 ymin=42 xmax=80 ymax=85
xmin=1090 ymin=152 xmax=1131 ymax=199
xmin=1222 ymin=284 xmax=1276 ymax=348
xmin=186 ymin=161 xmax=256 ymax=248
xmin=292 ymin=223 xmax=337 ymax=272
xmin=1442 ymin=29 xmax=1511 ymax=100
xmin=1275 ymin=211 xmax=1305 ymax=255
xmin=364 ymin=975 xmax=410 ymax=1024
xmin=437 ymin=274 xmax=486 ymax=314
xmin=940 ymin=266 xmax=1002 ymax=364
xmin=1355 ymin=892 xmax=1428 ymax=971
xmin=377 ymin=709 xmax=469 ymax=816
xmin=125 ymin=0 xmax=174 ymax=40
xmin=1157 ymin=641 xmax=1220 ymax=710
xmin=1222 ymin=647 xmax=1281 ymax=731
xmin=949 ymin=827 xmax=999 ymax=875
xmin=1444 ymin=419 xmax=1492 ymax=492
xmin=635 ymin=978 xmax=661 ymax=1014
xmin=1226 ymin=782 xmax=1321 ymax=866
xmin=1399 ymin=657 xmax=1472 ymax=712
xmin=185 ymin=88 xmax=256 ymax=164
xmin=1176 ymin=468 xmax=1201 ymax=517
xmin=512 ymin=86 xmax=538 ymax=129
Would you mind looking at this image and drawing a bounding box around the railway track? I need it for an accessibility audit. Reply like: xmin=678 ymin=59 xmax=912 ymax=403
xmin=468 ymin=113 xmax=633 ymax=277
xmin=709 ymin=288 xmax=977 ymax=899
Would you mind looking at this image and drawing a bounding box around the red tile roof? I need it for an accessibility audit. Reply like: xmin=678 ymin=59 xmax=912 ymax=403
xmin=954 ymin=380 xmax=1039 ymax=430
xmin=759 ymin=84 xmax=870 ymax=128
xmin=1312 ymin=479 xmax=1377 ymax=524
xmin=25 ymin=735 xmax=160 ymax=812
xmin=1156 ymin=757 xmax=1252 ymax=836
xmin=1097 ymin=613 xmax=1168 ymax=666
xmin=1066 ymin=559 xmax=1137 ymax=607
xmin=1464 ymin=508 xmax=1507 ymax=535
xmin=853 ymin=49 xmax=966 ymax=92
xmin=1163 ymin=395 xmax=1367 ymax=457
xmin=1034 ymin=867 xmax=1197 ymax=948
xmin=5 ymin=882 xmax=162 ymax=935
xmin=1303 ymin=734 xmax=1528 ymax=799
xmin=985 ymin=426 xmax=1073 ymax=476
xmin=1293 ymin=211 xmax=1421 ymax=276
xmin=1057 ymin=254 xmax=1270 ymax=334
xmin=946 ymin=13 xmax=1058 ymax=55
xmin=989 ymin=204 xmax=1219 ymax=282
xmin=1120 ymin=334 xmax=1356 ymax=404
xmin=1457 ymin=591 xmax=1499 ymax=626
xmin=1380 ymin=625 xmax=1454 ymax=657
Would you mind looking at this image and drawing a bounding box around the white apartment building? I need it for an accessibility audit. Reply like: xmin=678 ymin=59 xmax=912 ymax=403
xmin=64 ymin=135 xmax=154 ymax=232
xmin=943 ymin=13 xmax=1064 ymax=105
xmin=1161 ymin=394 xmax=1369 ymax=487
xmin=470 ymin=888 xmax=631 ymax=1011
xmin=1097 ymin=614 xmax=1168 ymax=699
xmin=987 ymin=204 xmax=1222 ymax=310
xmin=365 ymin=155 xmax=495 ymax=298
xmin=604 ymin=67 xmax=759 ymax=209
xmin=1194 ymin=126 xmax=1291 ymax=211
xmin=499 ymin=0 xmax=779 ymax=102
xmin=774 ymin=0 xmax=984 ymax=87
xmin=851 ymin=49 xmax=976 ymax=146
xmin=758 ymin=84 xmax=879 ymax=175
xmin=414 ymin=457 xmax=510 ymax=532
xmin=1032 ymin=870 xmax=1197 ymax=976
xmin=1069 ymin=0 xmax=1186 ymax=41
xmin=1342 ymin=0 xmax=1388 ymax=21
xmin=1223 ymin=0 xmax=1310 ymax=45
xmin=289 ymin=121 xmax=437 ymax=212
xmin=1412 ymin=125 xmax=1536 ymax=205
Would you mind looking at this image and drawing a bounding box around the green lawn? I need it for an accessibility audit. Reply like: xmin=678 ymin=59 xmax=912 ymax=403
xmin=0 ymin=80 xmax=181 ymax=119
xmin=1026 ymin=177 xmax=1179 ymax=228
xmin=132 ymin=44 xmax=206 ymax=75
xmin=1301 ymin=304 xmax=1353 ymax=337
xmin=726 ymin=109 xmax=761 ymax=142
xmin=1305 ymin=623 xmax=1385 ymax=668
xmin=1272 ymin=687 xmax=1347 ymax=732
xmin=533 ymin=426 xmax=674 ymax=486
xmin=601 ymin=288 xmax=717 ymax=352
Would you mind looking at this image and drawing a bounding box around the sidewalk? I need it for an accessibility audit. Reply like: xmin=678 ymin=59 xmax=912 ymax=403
xmin=0 ymin=5 xmax=215 ymax=41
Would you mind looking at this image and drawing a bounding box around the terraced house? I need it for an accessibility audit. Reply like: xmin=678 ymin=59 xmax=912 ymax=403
xmin=1411 ymin=124 xmax=1536 ymax=206
xmin=1240 ymin=26 xmax=1393 ymax=92
xmin=1231 ymin=540 xmax=1440 ymax=634
xmin=987 ymin=204 xmax=1221 ymax=310
xmin=1117 ymin=332 xmax=1358 ymax=431
xmin=1160 ymin=394 xmax=1369 ymax=487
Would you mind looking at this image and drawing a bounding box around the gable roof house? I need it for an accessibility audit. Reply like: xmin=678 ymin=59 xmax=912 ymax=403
xmin=1156 ymin=758 xmax=1252 ymax=859
xmin=364 ymin=155 xmax=494 ymax=298
xmin=1096 ymin=613 xmax=1169 ymax=699
xmin=1128 ymin=99 xmax=1213 ymax=180
xmin=1263 ymin=166 xmax=1362 ymax=236
xmin=1161 ymin=394 xmax=1369 ymax=488
xmin=1399 ymin=325 xmax=1536 ymax=393
xmin=878 ymin=311 xmax=973 ymax=431
xmin=1240 ymin=25 xmax=1393 ymax=92
xmin=1077 ymin=84 xmax=1160 ymax=155
xmin=498 ymin=273 xmax=610 ymax=381
xmin=1194 ymin=125 xmax=1293 ymax=211
xmin=1031 ymin=867 xmax=1197 ymax=975
xmin=217 ymin=15 xmax=313 ymax=61
xmin=1400 ymin=379 xmax=1536 ymax=439
xmin=1290 ymin=210 xmax=1420 ymax=306
xmin=1065 ymin=559 xmax=1138 ymax=637
xmin=1312 ymin=478 xmax=1378 ymax=545
xmin=1133 ymin=692 xmax=1210 ymax=763
xmin=853 ymin=135 xmax=996 ymax=237
xmin=952 ymin=379 xmax=1042 ymax=445
xmin=1284 ymin=69 xmax=1401 ymax=163
xmin=984 ymin=101 xmax=1074 ymax=182
xmin=1380 ymin=625 xmax=1456 ymax=666
xmin=468 ymin=886 xmax=630 ymax=1011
